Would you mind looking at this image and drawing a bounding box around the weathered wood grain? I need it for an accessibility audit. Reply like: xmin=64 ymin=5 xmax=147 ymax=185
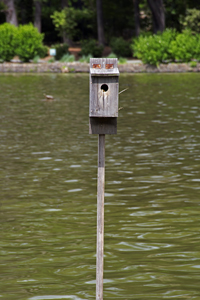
xmin=90 ymin=57 xmax=118 ymax=70
xmin=96 ymin=134 xmax=105 ymax=300
xmin=89 ymin=117 xmax=117 ymax=134
xmin=89 ymin=58 xmax=119 ymax=118
xmin=90 ymin=76 xmax=118 ymax=117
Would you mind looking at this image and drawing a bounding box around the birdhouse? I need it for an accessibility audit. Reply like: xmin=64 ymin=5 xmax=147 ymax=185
xmin=89 ymin=58 xmax=119 ymax=134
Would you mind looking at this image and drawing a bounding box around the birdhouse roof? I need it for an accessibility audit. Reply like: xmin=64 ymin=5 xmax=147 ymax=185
xmin=90 ymin=58 xmax=119 ymax=76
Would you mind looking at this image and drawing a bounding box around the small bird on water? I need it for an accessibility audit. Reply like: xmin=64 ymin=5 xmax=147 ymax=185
xmin=43 ymin=93 xmax=55 ymax=101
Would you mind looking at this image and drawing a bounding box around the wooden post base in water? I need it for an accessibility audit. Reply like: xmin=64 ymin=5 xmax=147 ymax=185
xmin=96 ymin=134 xmax=105 ymax=300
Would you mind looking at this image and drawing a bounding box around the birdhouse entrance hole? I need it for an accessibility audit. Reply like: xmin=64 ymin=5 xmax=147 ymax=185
xmin=101 ymin=84 xmax=108 ymax=92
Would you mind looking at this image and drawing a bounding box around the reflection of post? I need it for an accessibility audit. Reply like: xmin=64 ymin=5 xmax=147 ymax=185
xmin=96 ymin=134 xmax=105 ymax=300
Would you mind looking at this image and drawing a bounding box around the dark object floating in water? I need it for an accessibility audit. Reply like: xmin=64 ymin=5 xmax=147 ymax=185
xmin=43 ymin=93 xmax=55 ymax=101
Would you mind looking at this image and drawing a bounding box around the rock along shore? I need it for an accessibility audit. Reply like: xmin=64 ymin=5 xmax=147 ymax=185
xmin=0 ymin=61 xmax=200 ymax=73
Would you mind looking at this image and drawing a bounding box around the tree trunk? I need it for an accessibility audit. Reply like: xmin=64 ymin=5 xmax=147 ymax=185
xmin=147 ymin=0 xmax=165 ymax=34
xmin=96 ymin=0 xmax=105 ymax=46
xmin=63 ymin=33 xmax=73 ymax=46
xmin=2 ymin=0 xmax=18 ymax=26
xmin=133 ymin=0 xmax=140 ymax=37
xmin=60 ymin=0 xmax=72 ymax=45
xmin=34 ymin=1 xmax=42 ymax=33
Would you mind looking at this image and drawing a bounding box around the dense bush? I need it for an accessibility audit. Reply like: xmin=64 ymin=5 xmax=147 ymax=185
xmin=168 ymin=30 xmax=198 ymax=62
xmin=107 ymin=52 xmax=117 ymax=58
xmin=132 ymin=29 xmax=200 ymax=65
xmin=37 ymin=45 xmax=49 ymax=58
xmin=79 ymin=54 xmax=92 ymax=63
xmin=0 ymin=23 xmax=18 ymax=61
xmin=80 ymin=39 xmax=103 ymax=57
xmin=59 ymin=53 xmax=75 ymax=62
xmin=132 ymin=29 xmax=176 ymax=66
xmin=118 ymin=57 xmax=127 ymax=64
xmin=15 ymin=24 xmax=44 ymax=62
xmin=52 ymin=43 xmax=69 ymax=60
xmin=194 ymin=35 xmax=200 ymax=61
xmin=110 ymin=37 xmax=132 ymax=57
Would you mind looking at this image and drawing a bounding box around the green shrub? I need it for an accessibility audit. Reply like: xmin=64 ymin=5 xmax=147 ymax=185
xmin=60 ymin=53 xmax=75 ymax=62
xmin=33 ymin=55 xmax=40 ymax=63
xmin=48 ymin=57 xmax=55 ymax=63
xmin=37 ymin=45 xmax=48 ymax=58
xmin=80 ymin=39 xmax=103 ymax=57
xmin=0 ymin=23 xmax=18 ymax=61
xmin=79 ymin=54 xmax=92 ymax=63
xmin=15 ymin=24 xmax=44 ymax=62
xmin=52 ymin=43 xmax=69 ymax=60
xmin=168 ymin=30 xmax=198 ymax=62
xmin=132 ymin=29 xmax=176 ymax=66
xmin=118 ymin=57 xmax=127 ymax=64
xmin=110 ymin=37 xmax=132 ymax=57
xmin=132 ymin=29 xmax=200 ymax=65
xmin=194 ymin=35 xmax=200 ymax=61
xmin=107 ymin=52 xmax=117 ymax=58
xmin=190 ymin=61 xmax=197 ymax=67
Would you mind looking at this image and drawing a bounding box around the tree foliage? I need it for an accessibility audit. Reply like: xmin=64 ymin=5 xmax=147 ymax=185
xmin=0 ymin=0 xmax=200 ymax=54
xmin=180 ymin=9 xmax=200 ymax=33
xmin=51 ymin=5 xmax=95 ymax=41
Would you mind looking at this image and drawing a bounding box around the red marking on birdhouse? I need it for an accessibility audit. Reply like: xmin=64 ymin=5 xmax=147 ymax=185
xmin=106 ymin=64 xmax=114 ymax=69
xmin=93 ymin=64 xmax=101 ymax=69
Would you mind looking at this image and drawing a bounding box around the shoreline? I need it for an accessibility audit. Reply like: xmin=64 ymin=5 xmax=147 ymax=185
xmin=0 ymin=61 xmax=200 ymax=73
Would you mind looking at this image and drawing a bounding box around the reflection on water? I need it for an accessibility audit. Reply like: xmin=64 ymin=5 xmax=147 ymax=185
xmin=0 ymin=73 xmax=200 ymax=299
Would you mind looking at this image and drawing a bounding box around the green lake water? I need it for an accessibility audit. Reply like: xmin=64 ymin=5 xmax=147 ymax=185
xmin=0 ymin=73 xmax=200 ymax=300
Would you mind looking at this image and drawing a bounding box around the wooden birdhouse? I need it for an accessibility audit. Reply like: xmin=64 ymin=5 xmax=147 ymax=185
xmin=89 ymin=58 xmax=119 ymax=134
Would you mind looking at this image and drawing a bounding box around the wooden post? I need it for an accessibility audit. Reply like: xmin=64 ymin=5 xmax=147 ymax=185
xmin=89 ymin=58 xmax=119 ymax=300
xmin=96 ymin=134 xmax=105 ymax=300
